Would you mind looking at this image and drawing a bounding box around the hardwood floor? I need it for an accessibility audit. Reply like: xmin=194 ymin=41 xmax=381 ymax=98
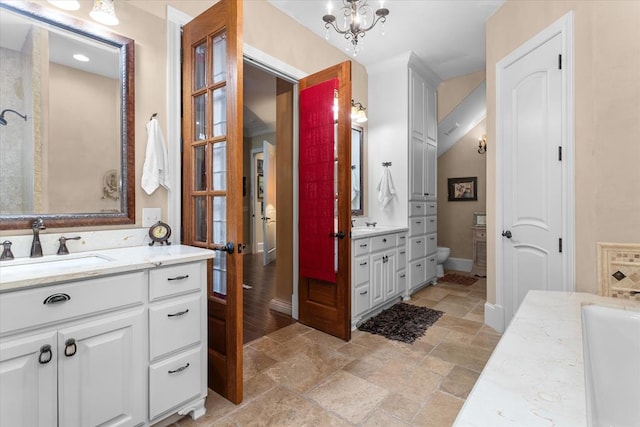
xmin=242 ymin=253 xmax=295 ymax=344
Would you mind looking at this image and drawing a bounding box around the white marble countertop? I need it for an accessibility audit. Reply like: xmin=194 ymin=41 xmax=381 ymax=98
xmin=0 ymin=244 xmax=215 ymax=293
xmin=351 ymin=226 xmax=408 ymax=238
xmin=454 ymin=290 xmax=640 ymax=426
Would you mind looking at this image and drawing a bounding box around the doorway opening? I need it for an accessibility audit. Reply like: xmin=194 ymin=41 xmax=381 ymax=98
xmin=242 ymin=61 xmax=295 ymax=343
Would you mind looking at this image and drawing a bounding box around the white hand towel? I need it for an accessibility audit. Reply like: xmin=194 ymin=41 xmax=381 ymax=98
xmin=377 ymin=167 xmax=396 ymax=208
xmin=142 ymin=118 xmax=170 ymax=195
xmin=351 ymin=167 xmax=360 ymax=201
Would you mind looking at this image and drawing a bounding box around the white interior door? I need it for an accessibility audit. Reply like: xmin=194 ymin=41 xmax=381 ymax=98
xmin=501 ymin=33 xmax=564 ymax=324
xmin=262 ymin=140 xmax=277 ymax=265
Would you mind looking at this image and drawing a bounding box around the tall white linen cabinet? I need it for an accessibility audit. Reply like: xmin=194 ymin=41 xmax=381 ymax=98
xmin=366 ymin=52 xmax=440 ymax=299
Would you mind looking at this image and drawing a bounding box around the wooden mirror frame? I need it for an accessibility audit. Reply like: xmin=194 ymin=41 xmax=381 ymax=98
xmin=0 ymin=1 xmax=134 ymax=230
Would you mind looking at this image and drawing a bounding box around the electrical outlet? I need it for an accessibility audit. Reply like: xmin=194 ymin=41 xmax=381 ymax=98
xmin=142 ymin=208 xmax=161 ymax=227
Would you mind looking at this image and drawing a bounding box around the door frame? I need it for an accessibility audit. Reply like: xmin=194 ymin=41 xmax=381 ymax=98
xmin=167 ymin=11 xmax=305 ymax=318
xmin=490 ymin=11 xmax=575 ymax=333
xmin=250 ymin=147 xmax=264 ymax=254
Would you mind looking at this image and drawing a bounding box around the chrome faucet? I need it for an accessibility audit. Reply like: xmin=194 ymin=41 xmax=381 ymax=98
xmin=30 ymin=218 xmax=46 ymax=258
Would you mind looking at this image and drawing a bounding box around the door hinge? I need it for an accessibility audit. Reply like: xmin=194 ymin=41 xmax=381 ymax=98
xmin=559 ymin=238 xmax=563 ymax=253
xmin=558 ymin=54 xmax=562 ymax=70
xmin=558 ymin=146 xmax=562 ymax=161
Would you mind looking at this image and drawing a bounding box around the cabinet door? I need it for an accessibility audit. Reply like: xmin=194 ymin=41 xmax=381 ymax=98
xmin=58 ymin=309 xmax=144 ymax=427
xmin=370 ymin=254 xmax=385 ymax=306
xmin=410 ymin=68 xmax=426 ymax=141
xmin=384 ymin=252 xmax=397 ymax=299
xmin=410 ymin=137 xmax=426 ymax=200
xmin=0 ymin=332 xmax=57 ymax=427
xmin=425 ymin=143 xmax=437 ymax=199
xmin=426 ymin=85 xmax=437 ymax=143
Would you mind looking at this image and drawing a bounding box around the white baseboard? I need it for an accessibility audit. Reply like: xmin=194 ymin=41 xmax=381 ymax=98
xmin=444 ymin=257 xmax=473 ymax=272
xmin=269 ymin=297 xmax=292 ymax=316
xmin=484 ymin=302 xmax=505 ymax=333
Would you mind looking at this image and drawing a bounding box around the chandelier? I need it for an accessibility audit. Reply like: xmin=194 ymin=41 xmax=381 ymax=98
xmin=323 ymin=0 xmax=390 ymax=55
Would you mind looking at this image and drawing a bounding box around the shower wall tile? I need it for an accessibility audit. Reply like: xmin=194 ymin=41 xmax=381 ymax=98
xmin=597 ymin=242 xmax=640 ymax=301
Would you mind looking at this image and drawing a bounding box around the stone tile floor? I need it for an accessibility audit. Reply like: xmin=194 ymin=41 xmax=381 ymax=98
xmin=173 ymin=275 xmax=500 ymax=427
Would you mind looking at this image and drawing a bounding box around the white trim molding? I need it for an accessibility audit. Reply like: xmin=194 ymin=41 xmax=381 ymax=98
xmin=269 ymin=297 xmax=293 ymax=316
xmin=444 ymin=257 xmax=473 ymax=273
xmin=484 ymin=302 xmax=505 ymax=333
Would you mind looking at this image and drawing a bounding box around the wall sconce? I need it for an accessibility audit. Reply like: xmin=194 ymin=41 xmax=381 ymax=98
xmin=351 ymin=100 xmax=368 ymax=123
xmin=478 ymin=134 xmax=487 ymax=154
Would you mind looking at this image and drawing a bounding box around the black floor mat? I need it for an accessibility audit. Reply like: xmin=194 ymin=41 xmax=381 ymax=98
xmin=357 ymin=303 xmax=444 ymax=344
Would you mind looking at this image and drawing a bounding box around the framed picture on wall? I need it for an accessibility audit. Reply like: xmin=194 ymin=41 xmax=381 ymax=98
xmin=448 ymin=177 xmax=477 ymax=201
xmin=473 ymin=212 xmax=486 ymax=226
xmin=257 ymin=159 xmax=264 ymax=174
xmin=257 ymin=174 xmax=264 ymax=200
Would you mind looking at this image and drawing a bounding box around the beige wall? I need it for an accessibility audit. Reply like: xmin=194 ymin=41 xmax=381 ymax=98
xmin=437 ymin=120 xmax=487 ymax=259
xmin=438 ymin=70 xmax=485 ymax=121
xmin=486 ymin=0 xmax=640 ymax=302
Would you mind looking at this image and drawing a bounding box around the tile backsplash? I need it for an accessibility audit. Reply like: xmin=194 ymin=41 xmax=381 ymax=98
xmin=597 ymin=242 xmax=640 ymax=302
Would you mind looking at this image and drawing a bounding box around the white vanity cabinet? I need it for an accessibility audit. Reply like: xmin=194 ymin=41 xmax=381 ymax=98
xmin=367 ymin=52 xmax=439 ymax=300
xmin=0 ymin=247 xmax=212 ymax=427
xmin=351 ymin=230 xmax=407 ymax=329
xmin=0 ymin=272 xmax=146 ymax=427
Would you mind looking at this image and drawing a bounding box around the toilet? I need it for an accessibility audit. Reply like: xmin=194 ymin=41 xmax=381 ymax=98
xmin=436 ymin=246 xmax=450 ymax=278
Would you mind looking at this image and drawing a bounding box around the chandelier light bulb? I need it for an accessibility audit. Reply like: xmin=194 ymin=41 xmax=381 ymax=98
xmin=90 ymin=0 xmax=119 ymax=26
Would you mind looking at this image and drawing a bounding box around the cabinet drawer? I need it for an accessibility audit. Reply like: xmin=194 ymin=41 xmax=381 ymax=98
xmin=353 ymin=238 xmax=371 ymax=257
xmin=410 ymin=218 xmax=427 ymax=235
xmin=410 ymin=202 xmax=427 ymax=216
xmin=397 ymin=233 xmax=408 ymax=246
xmin=371 ymin=234 xmax=396 ymax=252
xmin=426 ymin=234 xmax=437 ymax=255
xmin=353 ymin=284 xmax=371 ymax=317
xmin=149 ymin=294 xmax=201 ymax=360
xmin=425 ymin=203 xmax=437 ymax=215
xmin=409 ymin=237 xmax=427 ymax=260
xmin=409 ymin=259 xmax=427 ymax=289
xmin=149 ymin=346 xmax=202 ymax=420
xmin=0 ymin=272 xmax=144 ymax=335
xmin=425 ymin=217 xmax=437 ymax=234
xmin=474 ymin=228 xmax=487 ymax=240
xmin=397 ymin=247 xmax=407 ymax=269
xmin=353 ymin=256 xmax=370 ymax=286
xmin=150 ymin=262 xmax=202 ymax=301
xmin=426 ymin=256 xmax=437 ymax=280
xmin=397 ymin=270 xmax=407 ymax=295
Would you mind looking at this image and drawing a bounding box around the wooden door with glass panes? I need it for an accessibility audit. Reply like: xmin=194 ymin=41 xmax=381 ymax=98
xmin=182 ymin=0 xmax=243 ymax=404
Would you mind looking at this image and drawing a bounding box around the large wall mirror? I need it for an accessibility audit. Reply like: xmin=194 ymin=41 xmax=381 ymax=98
xmin=351 ymin=126 xmax=364 ymax=215
xmin=0 ymin=2 xmax=134 ymax=230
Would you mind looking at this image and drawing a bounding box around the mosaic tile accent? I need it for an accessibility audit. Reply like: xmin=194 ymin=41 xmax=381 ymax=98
xmin=598 ymin=243 xmax=640 ymax=302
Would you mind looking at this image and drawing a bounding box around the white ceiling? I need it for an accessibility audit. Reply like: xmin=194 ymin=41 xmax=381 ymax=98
xmin=267 ymin=0 xmax=505 ymax=80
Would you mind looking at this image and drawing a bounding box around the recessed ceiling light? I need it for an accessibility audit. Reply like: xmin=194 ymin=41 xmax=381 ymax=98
xmin=73 ymin=53 xmax=90 ymax=62
xmin=47 ymin=1 xmax=81 ymax=11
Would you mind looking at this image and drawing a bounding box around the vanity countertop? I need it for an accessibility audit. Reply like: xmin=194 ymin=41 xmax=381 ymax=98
xmin=0 ymin=244 xmax=215 ymax=293
xmin=351 ymin=226 xmax=408 ymax=238
xmin=453 ymin=290 xmax=640 ymax=426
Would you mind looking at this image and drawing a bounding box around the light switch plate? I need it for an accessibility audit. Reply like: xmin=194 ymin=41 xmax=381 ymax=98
xmin=142 ymin=208 xmax=161 ymax=227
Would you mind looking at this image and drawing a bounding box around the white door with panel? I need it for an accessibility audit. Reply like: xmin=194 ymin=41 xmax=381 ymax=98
xmin=501 ymin=32 xmax=565 ymax=324
xmin=262 ymin=140 xmax=277 ymax=265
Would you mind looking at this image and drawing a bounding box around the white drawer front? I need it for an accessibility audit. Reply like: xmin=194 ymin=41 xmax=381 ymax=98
xmin=397 ymin=247 xmax=407 ymax=269
xmin=0 ymin=272 xmax=144 ymax=335
xmin=410 ymin=218 xmax=427 ymax=235
xmin=353 ymin=256 xmax=370 ymax=286
xmin=149 ymin=346 xmax=202 ymax=420
xmin=425 ymin=203 xmax=437 ymax=215
xmin=371 ymin=234 xmax=396 ymax=252
xmin=409 ymin=237 xmax=427 ymax=260
xmin=397 ymin=270 xmax=407 ymax=294
xmin=150 ymin=262 xmax=202 ymax=301
xmin=410 ymin=202 xmax=427 ymax=216
xmin=410 ymin=259 xmax=427 ymax=289
xmin=426 ymin=234 xmax=437 ymax=255
xmin=353 ymin=284 xmax=371 ymax=317
xmin=425 ymin=217 xmax=437 ymax=234
xmin=398 ymin=233 xmax=408 ymax=246
xmin=426 ymin=256 xmax=437 ymax=280
xmin=353 ymin=238 xmax=371 ymax=257
xmin=149 ymin=294 xmax=201 ymax=360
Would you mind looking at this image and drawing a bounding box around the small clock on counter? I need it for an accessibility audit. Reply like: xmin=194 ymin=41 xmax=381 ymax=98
xmin=148 ymin=221 xmax=172 ymax=246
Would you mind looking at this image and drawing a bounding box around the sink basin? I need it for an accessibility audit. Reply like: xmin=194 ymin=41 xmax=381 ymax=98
xmin=0 ymin=254 xmax=112 ymax=281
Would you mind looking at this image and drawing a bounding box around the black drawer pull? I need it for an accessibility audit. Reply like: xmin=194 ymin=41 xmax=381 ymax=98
xmin=430 ymin=219 xmax=435 ymax=223
xmin=168 ymin=309 xmax=190 ymax=317
xmin=430 ymin=237 xmax=435 ymax=240
xmin=168 ymin=363 xmax=190 ymax=374
xmin=43 ymin=293 xmax=71 ymax=305
xmin=416 ymin=221 xmax=422 ymax=224
xmin=416 ymin=240 xmax=422 ymax=244
xmin=429 ymin=205 xmax=435 ymax=208
xmin=382 ymin=238 xmax=387 ymax=243
xmin=359 ymin=290 xmax=368 ymax=295
xmin=400 ymin=236 xmax=406 ymax=239
xmin=359 ymin=244 xmax=368 ymax=248
xmin=167 ymin=275 xmax=189 ymax=281
xmin=64 ymin=338 xmax=77 ymax=357
xmin=400 ymin=274 xmax=406 ymax=278
xmin=39 ymin=345 xmax=52 ymax=364
xmin=359 ymin=262 xmax=368 ymax=266
xmin=399 ymin=251 xmax=405 ymax=254
xmin=430 ymin=258 xmax=435 ymax=262
xmin=416 ymin=264 xmax=422 ymax=267
xmin=416 ymin=205 xmax=422 ymax=209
